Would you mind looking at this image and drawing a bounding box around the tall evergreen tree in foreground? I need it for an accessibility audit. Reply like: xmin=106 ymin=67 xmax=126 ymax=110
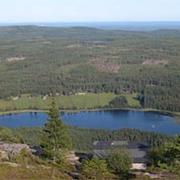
xmin=41 ymin=98 xmax=72 ymax=163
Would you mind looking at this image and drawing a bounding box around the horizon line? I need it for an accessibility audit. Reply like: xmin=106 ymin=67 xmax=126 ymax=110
xmin=1 ymin=20 xmax=180 ymax=24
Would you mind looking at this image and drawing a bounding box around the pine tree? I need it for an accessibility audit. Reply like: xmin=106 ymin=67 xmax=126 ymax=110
xmin=41 ymin=98 xmax=72 ymax=162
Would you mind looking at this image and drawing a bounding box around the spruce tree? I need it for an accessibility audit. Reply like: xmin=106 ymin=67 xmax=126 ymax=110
xmin=41 ymin=98 xmax=72 ymax=162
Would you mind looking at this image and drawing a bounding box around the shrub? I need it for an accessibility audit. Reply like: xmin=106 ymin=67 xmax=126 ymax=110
xmin=0 ymin=127 xmax=21 ymax=143
xmin=81 ymin=157 xmax=115 ymax=180
xmin=13 ymin=148 xmax=43 ymax=166
xmin=107 ymin=149 xmax=132 ymax=177
xmin=149 ymin=136 xmax=180 ymax=174
xmin=109 ymin=96 xmax=128 ymax=108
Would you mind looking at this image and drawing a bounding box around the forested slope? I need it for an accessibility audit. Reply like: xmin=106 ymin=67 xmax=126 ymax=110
xmin=0 ymin=26 xmax=179 ymax=111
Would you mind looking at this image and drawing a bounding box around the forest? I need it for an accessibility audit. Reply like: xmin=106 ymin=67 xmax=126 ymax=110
xmin=0 ymin=26 xmax=180 ymax=112
xmin=0 ymin=100 xmax=179 ymax=179
xmin=9 ymin=127 xmax=171 ymax=151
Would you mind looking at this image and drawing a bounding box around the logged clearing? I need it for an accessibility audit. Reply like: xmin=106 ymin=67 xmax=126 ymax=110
xmin=90 ymin=59 xmax=120 ymax=73
xmin=142 ymin=60 xmax=168 ymax=65
xmin=66 ymin=43 xmax=82 ymax=49
xmin=6 ymin=56 xmax=26 ymax=62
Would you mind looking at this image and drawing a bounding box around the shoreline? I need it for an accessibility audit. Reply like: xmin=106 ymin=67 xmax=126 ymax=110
xmin=0 ymin=108 xmax=179 ymax=117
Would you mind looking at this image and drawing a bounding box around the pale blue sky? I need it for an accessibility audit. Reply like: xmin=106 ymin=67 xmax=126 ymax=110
xmin=0 ymin=0 xmax=180 ymax=22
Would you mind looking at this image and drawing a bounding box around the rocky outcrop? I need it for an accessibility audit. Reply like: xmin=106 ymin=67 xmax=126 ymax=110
xmin=0 ymin=150 xmax=9 ymax=161
xmin=0 ymin=142 xmax=31 ymax=156
xmin=66 ymin=151 xmax=80 ymax=165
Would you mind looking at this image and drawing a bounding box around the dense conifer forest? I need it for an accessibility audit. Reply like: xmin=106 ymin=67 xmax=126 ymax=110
xmin=0 ymin=26 xmax=180 ymax=112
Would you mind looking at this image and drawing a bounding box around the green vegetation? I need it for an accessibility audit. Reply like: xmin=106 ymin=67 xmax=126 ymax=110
xmin=0 ymin=26 xmax=179 ymax=179
xmin=0 ymin=123 xmax=177 ymax=179
xmin=41 ymin=99 xmax=72 ymax=162
xmin=139 ymin=86 xmax=180 ymax=112
xmin=81 ymin=150 xmax=132 ymax=179
xmin=10 ymin=127 xmax=171 ymax=151
xmin=81 ymin=158 xmax=115 ymax=180
xmin=0 ymin=93 xmax=140 ymax=112
xmin=149 ymin=136 xmax=180 ymax=175
xmin=107 ymin=149 xmax=132 ymax=178
xmin=0 ymin=163 xmax=71 ymax=180
xmin=0 ymin=127 xmax=21 ymax=143
xmin=126 ymin=94 xmax=141 ymax=108
xmin=109 ymin=96 xmax=128 ymax=108
xmin=0 ymin=26 xmax=179 ymax=112
xmin=0 ymin=147 xmax=72 ymax=180
xmin=0 ymin=100 xmax=73 ymax=180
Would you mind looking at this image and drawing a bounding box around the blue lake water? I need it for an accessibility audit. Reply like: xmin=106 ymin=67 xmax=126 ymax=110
xmin=0 ymin=110 xmax=179 ymax=135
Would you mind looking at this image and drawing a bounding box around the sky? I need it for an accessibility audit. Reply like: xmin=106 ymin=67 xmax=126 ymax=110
xmin=0 ymin=0 xmax=180 ymax=23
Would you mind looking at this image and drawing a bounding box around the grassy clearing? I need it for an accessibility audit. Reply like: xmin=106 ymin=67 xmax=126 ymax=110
xmin=126 ymin=94 xmax=141 ymax=108
xmin=0 ymin=163 xmax=71 ymax=180
xmin=0 ymin=93 xmax=140 ymax=112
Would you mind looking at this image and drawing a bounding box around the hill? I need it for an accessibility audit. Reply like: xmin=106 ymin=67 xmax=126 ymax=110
xmin=0 ymin=26 xmax=179 ymax=112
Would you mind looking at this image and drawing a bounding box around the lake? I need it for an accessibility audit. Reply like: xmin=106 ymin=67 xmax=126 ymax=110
xmin=0 ymin=110 xmax=179 ymax=135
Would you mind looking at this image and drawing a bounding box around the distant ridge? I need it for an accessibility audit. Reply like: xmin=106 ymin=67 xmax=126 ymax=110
xmin=1 ymin=21 xmax=180 ymax=31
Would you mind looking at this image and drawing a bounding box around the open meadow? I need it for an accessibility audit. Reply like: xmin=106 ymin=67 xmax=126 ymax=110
xmin=0 ymin=93 xmax=140 ymax=112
